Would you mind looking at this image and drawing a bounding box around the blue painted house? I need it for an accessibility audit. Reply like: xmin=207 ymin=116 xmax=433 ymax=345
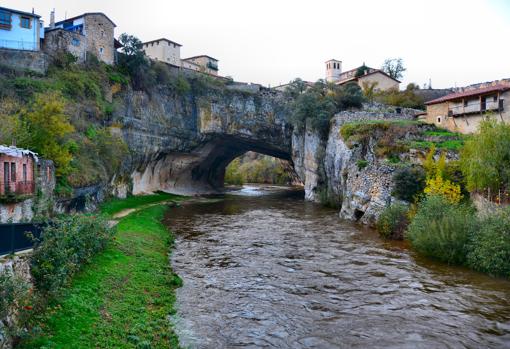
xmin=0 ymin=6 xmax=44 ymax=51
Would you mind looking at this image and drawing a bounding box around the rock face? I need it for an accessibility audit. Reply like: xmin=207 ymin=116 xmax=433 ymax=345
xmin=111 ymin=86 xmax=293 ymax=196
xmin=67 ymin=81 xmax=420 ymax=227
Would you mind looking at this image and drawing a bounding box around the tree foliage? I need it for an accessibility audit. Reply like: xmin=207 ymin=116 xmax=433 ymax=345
xmin=468 ymin=208 xmax=510 ymax=278
xmin=460 ymin=118 xmax=510 ymax=195
xmin=374 ymin=87 xmax=424 ymax=109
xmin=117 ymin=33 xmax=152 ymax=90
xmin=286 ymin=79 xmax=364 ymax=138
xmin=381 ymin=58 xmax=406 ymax=80
xmin=392 ymin=166 xmax=426 ymax=202
xmin=17 ymin=93 xmax=74 ymax=176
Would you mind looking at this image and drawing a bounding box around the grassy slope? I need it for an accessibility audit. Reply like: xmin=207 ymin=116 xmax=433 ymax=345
xmin=99 ymin=192 xmax=182 ymax=216
xmin=20 ymin=203 xmax=182 ymax=349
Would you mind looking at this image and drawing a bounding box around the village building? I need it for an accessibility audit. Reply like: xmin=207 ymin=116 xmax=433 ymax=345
xmin=182 ymin=55 xmax=219 ymax=76
xmin=0 ymin=145 xmax=55 ymax=223
xmin=0 ymin=146 xmax=38 ymax=199
xmin=142 ymin=38 xmax=182 ymax=67
xmin=0 ymin=6 xmax=44 ymax=51
xmin=326 ymin=60 xmax=400 ymax=91
xmin=43 ymin=11 xmax=119 ymax=64
xmin=424 ymin=82 xmax=510 ymax=134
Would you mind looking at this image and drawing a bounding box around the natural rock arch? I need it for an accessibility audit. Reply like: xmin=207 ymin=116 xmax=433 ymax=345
xmin=118 ymin=88 xmax=294 ymax=195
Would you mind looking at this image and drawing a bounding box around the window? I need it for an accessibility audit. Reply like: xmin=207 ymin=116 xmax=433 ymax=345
xmin=437 ymin=116 xmax=442 ymax=124
xmin=99 ymin=47 xmax=104 ymax=55
xmin=72 ymin=38 xmax=80 ymax=46
xmin=23 ymin=164 xmax=27 ymax=182
xmin=494 ymin=95 xmax=498 ymax=102
xmin=20 ymin=16 xmax=31 ymax=29
xmin=0 ymin=10 xmax=11 ymax=29
xmin=464 ymin=100 xmax=468 ymax=107
xmin=10 ymin=163 xmax=16 ymax=182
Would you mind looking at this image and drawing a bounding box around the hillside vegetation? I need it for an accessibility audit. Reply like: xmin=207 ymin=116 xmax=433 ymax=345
xmin=0 ymin=35 xmax=227 ymax=196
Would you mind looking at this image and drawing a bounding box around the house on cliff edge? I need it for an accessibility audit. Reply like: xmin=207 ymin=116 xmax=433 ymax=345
xmin=0 ymin=6 xmax=44 ymax=51
xmin=43 ymin=11 xmax=121 ymax=64
xmin=424 ymin=80 xmax=510 ymax=134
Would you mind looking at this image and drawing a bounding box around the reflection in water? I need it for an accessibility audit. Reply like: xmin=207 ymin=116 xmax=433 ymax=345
xmin=165 ymin=186 xmax=510 ymax=349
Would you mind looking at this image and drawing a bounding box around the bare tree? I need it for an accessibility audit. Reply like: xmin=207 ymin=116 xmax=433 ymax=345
xmin=382 ymin=58 xmax=406 ymax=80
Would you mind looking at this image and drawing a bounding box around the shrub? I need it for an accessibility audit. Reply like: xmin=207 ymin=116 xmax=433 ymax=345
xmin=0 ymin=270 xmax=31 ymax=338
xmin=377 ymin=203 xmax=409 ymax=240
xmin=406 ymin=195 xmax=476 ymax=265
xmin=30 ymin=215 xmax=114 ymax=296
xmin=468 ymin=208 xmax=510 ymax=278
xmin=392 ymin=166 xmax=426 ymax=202
xmin=424 ymin=175 xmax=463 ymax=204
xmin=356 ymin=159 xmax=368 ymax=170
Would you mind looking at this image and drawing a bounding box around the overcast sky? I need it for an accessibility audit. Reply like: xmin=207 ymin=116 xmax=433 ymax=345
xmin=4 ymin=0 xmax=510 ymax=88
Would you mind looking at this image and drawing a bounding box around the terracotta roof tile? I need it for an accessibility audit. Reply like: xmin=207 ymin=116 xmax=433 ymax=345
xmin=425 ymin=84 xmax=510 ymax=105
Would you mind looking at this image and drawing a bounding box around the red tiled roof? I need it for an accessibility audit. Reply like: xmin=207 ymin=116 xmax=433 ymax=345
xmin=426 ymin=84 xmax=510 ymax=105
xmin=336 ymin=69 xmax=401 ymax=85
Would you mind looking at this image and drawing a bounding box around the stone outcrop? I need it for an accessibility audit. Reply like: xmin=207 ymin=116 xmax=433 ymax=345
xmin=110 ymin=86 xmax=292 ymax=196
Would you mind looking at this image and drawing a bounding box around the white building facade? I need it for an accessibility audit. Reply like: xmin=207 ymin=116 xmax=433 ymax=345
xmin=142 ymin=38 xmax=182 ymax=67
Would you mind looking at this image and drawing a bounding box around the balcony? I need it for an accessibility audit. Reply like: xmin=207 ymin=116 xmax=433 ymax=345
xmin=0 ymin=181 xmax=35 ymax=201
xmin=449 ymin=99 xmax=504 ymax=116
xmin=207 ymin=61 xmax=218 ymax=71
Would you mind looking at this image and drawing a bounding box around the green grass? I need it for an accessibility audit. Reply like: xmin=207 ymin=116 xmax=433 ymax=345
xmin=20 ymin=205 xmax=182 ymax=349
xmin=409 ymin=139 xmax=464 ymax=151
xmin=100 ymin=192 xmax=183 ymax=216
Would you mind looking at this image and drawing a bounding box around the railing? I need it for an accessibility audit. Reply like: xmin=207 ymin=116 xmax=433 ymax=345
xmin=0 ymin=222 xmax=43 ymax=256
xmin=207 ymin=61 xmax=219 ymax=71
xmin=0 ymin=39 xmax=38 ymax=51
xmin=0 ymin=181 xmax=35 ymax=197
xmin=449 ymin=99 xmax=504 ymax=116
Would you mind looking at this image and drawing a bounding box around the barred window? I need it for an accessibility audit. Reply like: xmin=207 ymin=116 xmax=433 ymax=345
xmin=20 ymin=16 xmax=31 ymax=29
xmin=0 ymin=10 xmax=11 ymax=29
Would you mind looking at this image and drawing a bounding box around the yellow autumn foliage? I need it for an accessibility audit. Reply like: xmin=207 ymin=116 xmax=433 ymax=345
xmin=424 ymin=175 xmax=463 ymax=204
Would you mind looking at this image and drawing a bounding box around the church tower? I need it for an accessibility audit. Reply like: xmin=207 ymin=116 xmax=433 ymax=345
xmin=325 ymin=59 xmax=342 ymax=83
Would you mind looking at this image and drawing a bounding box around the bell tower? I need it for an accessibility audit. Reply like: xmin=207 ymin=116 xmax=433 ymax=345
xmin=325 ymin=59 xmax=342 ymax=83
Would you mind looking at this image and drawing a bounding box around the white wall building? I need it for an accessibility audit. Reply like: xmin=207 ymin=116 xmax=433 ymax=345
xmin=142 ymin=38 xmax=182 ymax=67
xmin=182 ymin=55 xmax=219 ymax=76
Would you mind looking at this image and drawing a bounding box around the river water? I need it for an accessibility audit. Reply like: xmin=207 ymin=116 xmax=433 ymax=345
xmin=166 ymin=185 xmax=510 ymax=349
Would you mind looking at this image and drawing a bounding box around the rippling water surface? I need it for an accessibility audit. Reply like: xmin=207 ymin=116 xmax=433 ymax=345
xmin=166 ymin=185 xmax=510 ymax=348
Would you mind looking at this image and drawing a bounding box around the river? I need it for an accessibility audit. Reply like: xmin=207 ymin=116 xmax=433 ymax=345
xmin=165 ymin=185 xmax=510 ymax=348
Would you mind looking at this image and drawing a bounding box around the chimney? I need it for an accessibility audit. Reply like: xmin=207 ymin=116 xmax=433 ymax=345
xmin=50 ymin=9 xmax=55 ymax=28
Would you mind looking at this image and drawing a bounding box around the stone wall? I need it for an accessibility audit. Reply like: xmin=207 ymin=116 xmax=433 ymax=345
xmin=0 ymin=49 xmax=49 ymax=74
xmin=84 ymin=14 xmax=115 ymax=65
xmin=43 ymin=29 xmax=87 ymax=63
xmin=334 ymin=102 xmax=420 ymax=124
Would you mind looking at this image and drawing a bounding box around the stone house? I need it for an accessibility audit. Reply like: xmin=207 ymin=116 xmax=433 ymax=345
xmin=0 ymin=145 xmax=55 ymax=223
xmin=182 ymin=55 xmax=219 ymax=76
xmin=326 ymin=60 xmax=400 ymax=91
xmin=424 ymin=82 xmax=510 ymax=134
xmin=0 ymin=6 xmax=44 ymax=51
xmin=44 ymin=11 xmax=118 ymax=64
xmin=0 ymin=145 xmax=37 ymax=198
xmin=142 ymin=38 xmax=182 ymax=67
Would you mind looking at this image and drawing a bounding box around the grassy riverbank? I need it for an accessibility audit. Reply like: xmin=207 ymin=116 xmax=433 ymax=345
xmin=20 ymin=197 xmax=183 ymax=348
